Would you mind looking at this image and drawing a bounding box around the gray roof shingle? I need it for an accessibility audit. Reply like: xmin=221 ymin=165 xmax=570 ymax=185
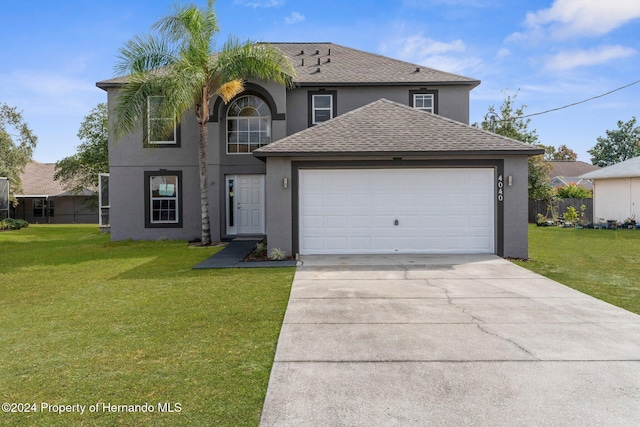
xmin=271 ymin=42 xmax=479 ymax=86
xmin=253 ymin=99 xmax=544 ymax=157
xmin=17 ymin=161 xmax=95 ymax=197
xmin=548 ymin=161 xmax=599 ymax=178
xmin=580 ymin=156 xmax=640 ymax=179
xmin=97 ymin=42 xmax=479 ymax=89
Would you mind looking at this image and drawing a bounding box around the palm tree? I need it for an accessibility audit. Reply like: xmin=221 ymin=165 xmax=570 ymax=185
xmin=113 ymin=0 xmax=295 ymax=244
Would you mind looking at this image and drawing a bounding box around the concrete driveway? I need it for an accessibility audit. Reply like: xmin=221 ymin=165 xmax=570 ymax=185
xmin=260 ymin=255 xmax=640 ymax=426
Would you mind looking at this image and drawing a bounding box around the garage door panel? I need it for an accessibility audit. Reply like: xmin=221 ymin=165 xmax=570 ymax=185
xmin=299 ymin=169 xmax=494 ymax=255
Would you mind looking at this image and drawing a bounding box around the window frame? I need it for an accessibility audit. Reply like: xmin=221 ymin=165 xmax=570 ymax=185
xmin=144 ymin=170 xmax=183 ymax=228
xmin=307 ymin=90 xmax=337 ymax=126
xmin=226 ymin=95 xmax=272 ymax=154
xmin=409 ymin=89 xmax=438 ymax=114
xmin=33 ymin=199 xmax=54 ymax=218
xmin=144 ymin=96 xmax=181 ymax=147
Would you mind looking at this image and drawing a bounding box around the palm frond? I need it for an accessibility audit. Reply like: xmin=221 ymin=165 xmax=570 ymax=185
xmin=216 ymin=79 xmax=245 ymax=103
xmin=114 ymin=34 xmax=177 ymax=76
xmin=216 ymin=37 xmax=296 ymax=89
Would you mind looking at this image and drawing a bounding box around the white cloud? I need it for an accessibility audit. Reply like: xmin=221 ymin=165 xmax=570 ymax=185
xmin=545 ymin=45 xmax=636 ymax=71
xmin=381 ymin=33 xmax=480 ymax=75
xmin=522 ymin=0 xmax=640 ymax=39
xmin=234 ymin=0 xmax=284 ymax=8
xmin=284 ymin=11 xmax=304 ymax=25
xmin=496 ymin=48 xmax=510 ymax=60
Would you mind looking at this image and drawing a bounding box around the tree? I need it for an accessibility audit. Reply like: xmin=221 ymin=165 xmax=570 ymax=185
xmin=54 ymin=103 xmax=108 ymax=208
xmin=113 ymin=0 xmax=295 ymax=245
xmin=0 ymin=103 xmax=38 ymax=203
xmin=588 ymin=117 xmax=640 ymax=167
xmin=545 ymin=144 xmax=578 ymax=161
xmin=477 ymin=91 xmax=553 ymax=201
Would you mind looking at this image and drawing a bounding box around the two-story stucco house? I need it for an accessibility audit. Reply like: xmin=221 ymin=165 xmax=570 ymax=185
xmin=97 ymin=42 xmax=542 ymax=259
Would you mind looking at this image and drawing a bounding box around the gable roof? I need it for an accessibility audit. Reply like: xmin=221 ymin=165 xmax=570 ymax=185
xmin=253 ymin=99 xmax=543 ymax=157
xmin=579 ymin=156 xmax=640 ymax=179
xmin=548 ymin=161 xmax=599 ymax=178
xmin=17 ymin=161 xmax=95 ymax=197
xmin=97 ymin=42 xmax=479 ymax=89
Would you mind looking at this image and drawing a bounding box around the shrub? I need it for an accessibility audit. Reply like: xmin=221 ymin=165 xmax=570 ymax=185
xmin=269 ymin=248 xmax=286 ymax=260
xmin=556 ymin=183 xmax=592 ymax=199
xmin=0 ymin=218 xmax=29 ymax=230
xmin=563 ymin=206 xmax=578 ymax=224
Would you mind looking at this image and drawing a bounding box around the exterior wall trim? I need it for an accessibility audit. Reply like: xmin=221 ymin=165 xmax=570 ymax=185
xmin=144 ymin=169 xmax=184 ymax=229
xmin=210 ymin=83 xmax=286 ymax=122
xmin=290 ymin=159 xmax=504 ymax=256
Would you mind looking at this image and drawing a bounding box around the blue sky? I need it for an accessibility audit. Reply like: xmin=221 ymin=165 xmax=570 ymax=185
xmin=1 ymin=0 xmax=639 ymax=163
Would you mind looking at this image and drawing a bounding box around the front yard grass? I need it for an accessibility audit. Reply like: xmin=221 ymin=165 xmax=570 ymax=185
xmin=0 ymin=225 xmax=294 ymax=426
xmin=513 ymin=225 xmax=640 ymax=315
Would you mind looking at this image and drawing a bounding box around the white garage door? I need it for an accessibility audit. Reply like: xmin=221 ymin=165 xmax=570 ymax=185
xmin=299 ymin=168 xmax=495 ymax=255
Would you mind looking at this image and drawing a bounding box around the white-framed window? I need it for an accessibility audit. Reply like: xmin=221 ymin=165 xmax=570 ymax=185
xmin=227 ymin=95 xmax=271 ymax=154
xmin=147 ymin=96 xmax=177 ymax=145
xmin=312 ymin=94 xmax=333 ymax=124
xmin=149 ymin=175 xmax=179 ymax=224
xmin=413 ymin=93 xmax=434 ymax=113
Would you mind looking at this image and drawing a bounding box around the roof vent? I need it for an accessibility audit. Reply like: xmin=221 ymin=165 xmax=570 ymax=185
xmin=316 ymin=67 xmax=321 ymax=73
xmin=300 ymin=50 xmax=304 ymax=55
xmin=317 ymin=57 xmax=321 ymax=65
xmin=301 ymin=58 xmax=304 ymax=66
xmin=328 ymin=48 xmax=331 ymax=55
xmin=315 ymin=49 xmax=320 ymax=55
xmin=415 ymin=67 xmax=420 ymax=72
xmin=326 ymin=58 xmax=331 ymax=63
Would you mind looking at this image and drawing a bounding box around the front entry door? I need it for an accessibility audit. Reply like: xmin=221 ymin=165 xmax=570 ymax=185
xmin=226 ymin=174 xmax=265 ymax=235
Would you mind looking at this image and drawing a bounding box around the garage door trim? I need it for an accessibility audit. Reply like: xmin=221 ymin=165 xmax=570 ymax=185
xmin=291 ymin=159 xmax=504 ymax=256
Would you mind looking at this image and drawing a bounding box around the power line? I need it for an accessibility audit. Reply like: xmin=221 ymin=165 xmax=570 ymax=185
xmin=520 ymin=79 xmax=640 ymax=119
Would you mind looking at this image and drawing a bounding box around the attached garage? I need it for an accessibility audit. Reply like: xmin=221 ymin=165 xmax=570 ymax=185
xmin=299 ymin=168 xmax=495 ymax=254
xmin=254 ymin=99 xmax=543 ymax=259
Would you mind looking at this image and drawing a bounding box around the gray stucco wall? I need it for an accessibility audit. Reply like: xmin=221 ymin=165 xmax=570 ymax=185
xmin=502 ymin=155 xmax=530 ymax=259
xmin=285 ymin=85 xmax=471 ymax=136
xmin=105 ymin=79 xmax=476 ymax=243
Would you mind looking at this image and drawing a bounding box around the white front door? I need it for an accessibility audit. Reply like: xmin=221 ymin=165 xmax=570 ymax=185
xmin=226 ymin=174 xmax=265 ymax=235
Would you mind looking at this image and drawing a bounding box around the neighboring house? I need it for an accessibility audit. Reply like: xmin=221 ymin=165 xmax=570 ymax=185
xmin=97 ymin=42 xmax=542 ymax=258
xmin=548 ymin=160 xmax=599 ymax=190
xmin=13 ymin=161 xmax=98 ymax=224
xmin=579 ymin=156 xmax=640 ymax=223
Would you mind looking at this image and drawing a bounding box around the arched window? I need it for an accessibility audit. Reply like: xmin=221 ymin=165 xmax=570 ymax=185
xmin=227 ymin=95 xmax=271 ymax=153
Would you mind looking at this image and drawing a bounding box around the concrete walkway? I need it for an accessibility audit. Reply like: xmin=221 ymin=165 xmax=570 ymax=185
xmin=260 ymin=254 xmax=640 ymax=426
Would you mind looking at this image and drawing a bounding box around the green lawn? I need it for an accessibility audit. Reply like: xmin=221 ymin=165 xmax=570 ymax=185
xmin=513 ymin=225 xmax=640 ymax=315
xmin=0 ymin=225 xmax=294 ymax=426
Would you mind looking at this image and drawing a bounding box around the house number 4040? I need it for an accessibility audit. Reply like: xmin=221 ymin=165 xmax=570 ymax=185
xmin=497 ymin=174 xmax=504 ymax=202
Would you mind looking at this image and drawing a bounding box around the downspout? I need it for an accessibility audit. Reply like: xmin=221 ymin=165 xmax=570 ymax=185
xmin=73 ymin=195 xmax=76 ymax=223
xmin=47 ymin=196 xmax=51 ymax=224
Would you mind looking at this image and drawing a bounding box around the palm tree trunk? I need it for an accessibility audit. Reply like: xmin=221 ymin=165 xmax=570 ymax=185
xmin=199 ymin=120 xmax=211 ymax=245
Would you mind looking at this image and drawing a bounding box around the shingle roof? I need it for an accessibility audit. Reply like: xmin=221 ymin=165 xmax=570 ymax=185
xmin=17 ymin=161 xmax=95 ymax=197
xmin=97 ymin=42 xmax=479 ymax=89
xmin=253 ymin=99 xmax=543 ymax=157
xmin=270 ymin=42 xmax=479 ymax=86
xmin=579 ymin=156 xmax=640 ymax=179
xmin=548 ymin=161 xmax=599 ymax=178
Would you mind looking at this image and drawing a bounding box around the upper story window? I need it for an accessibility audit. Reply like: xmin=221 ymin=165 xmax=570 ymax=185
xmin=227 ymin=95 xmax=271 ymax=154
xmin=312 ymin=94 xmax=333 ymax=124
xmin=308 ymin=90 xmax=338 ymax=126
xmin=409 ymin=89 xmax=438 ymax=114
xmin=147 ymin=96 xmax=178 ymax=145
